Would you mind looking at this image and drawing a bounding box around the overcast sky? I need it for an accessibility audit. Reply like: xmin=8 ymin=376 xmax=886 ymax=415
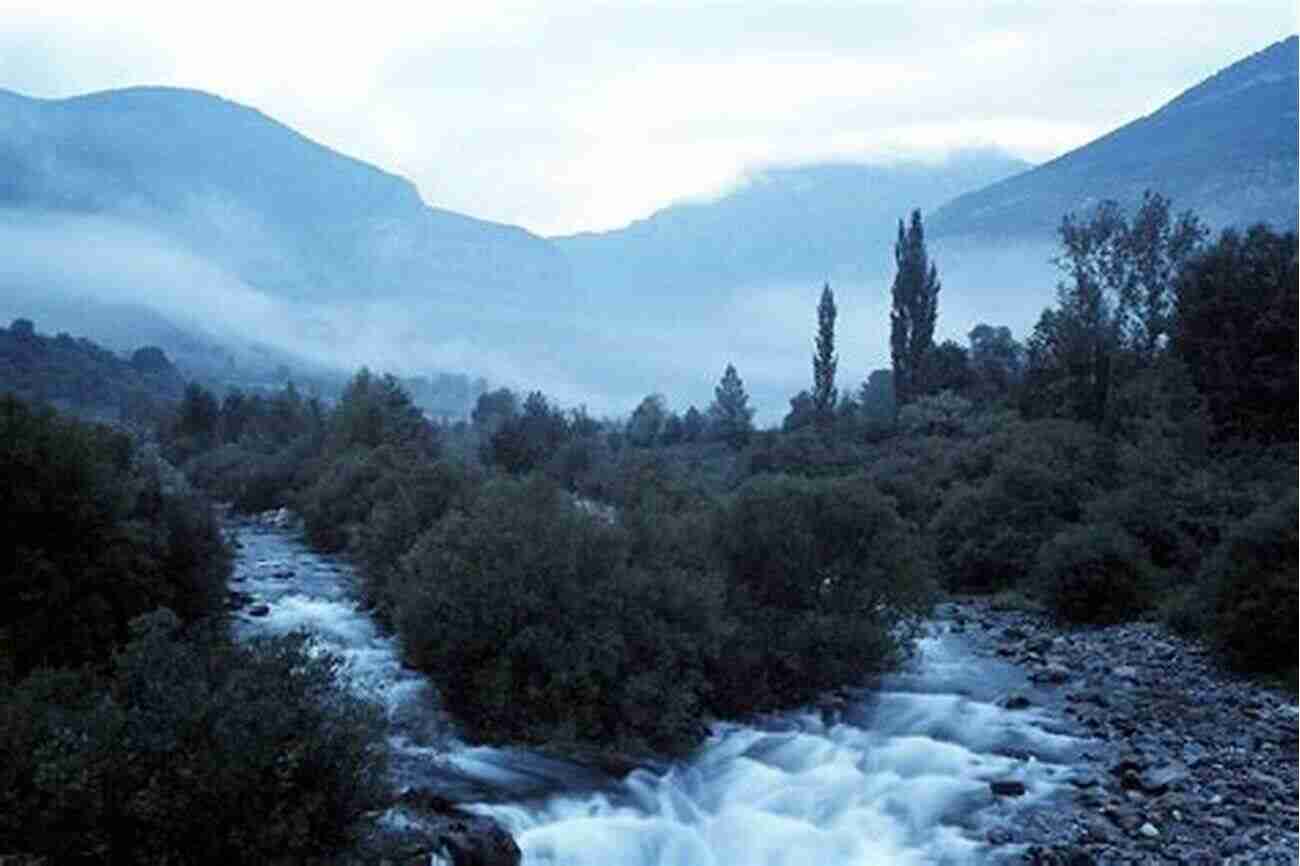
xmin=1 ymin=1 xmax=1294 ymax=236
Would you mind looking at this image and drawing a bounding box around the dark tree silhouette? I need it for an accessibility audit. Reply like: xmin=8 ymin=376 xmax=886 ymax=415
xmin=890 ymin=210 xmax=940 ymax=406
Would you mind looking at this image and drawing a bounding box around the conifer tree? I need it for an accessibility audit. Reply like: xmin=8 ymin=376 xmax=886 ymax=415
xmin=708 ymin=363 xmax=755 ymax=449
xmin=890 ymin=210 xmax=940 ymax=406
xmin=812 ymin=282 xmax=838 ymax=424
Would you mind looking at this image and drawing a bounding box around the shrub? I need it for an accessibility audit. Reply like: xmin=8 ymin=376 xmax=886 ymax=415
xmin=931 ymin=420 xmax=1104 ymax=592
xmin=897 ymin=390 xmax=976 ymax=437
xmin=1035 ymin=523 xmax=1157 ymax=624
xmin=297 ymin=447 xmax=388 ymax=551
xmin=1 ymin=395 xmax=229 ymax=679
xmin=711 ymin=473 xmax=934 ymax=712
xmin=357 ymin=458 xmax=477 ymax=609
xmin=394 ymin=477 xmax=646 ymax=747
xmin=1201 ymin=492 xmax=1298 ymax=674
xmin=0 ymin=612 xmax=388 ymax=864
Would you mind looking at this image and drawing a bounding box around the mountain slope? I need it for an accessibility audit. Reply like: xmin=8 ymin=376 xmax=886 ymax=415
xmin=554 ymin=151 xmax=1031 ymax=305
xmin=929 ymin=36 xmax=1299 ymax=240
xmin=0 ymin=86 xmax=571 ymax=307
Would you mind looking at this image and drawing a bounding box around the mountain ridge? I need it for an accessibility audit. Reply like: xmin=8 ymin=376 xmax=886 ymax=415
xmin=928 ymin=35 xmax=1298 ymax=241
xmin=0 ymin=85 xmax=572 ymax=307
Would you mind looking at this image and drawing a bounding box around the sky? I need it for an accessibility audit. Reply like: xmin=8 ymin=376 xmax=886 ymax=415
xmin=1 ymin=1 xmax=1294 ymax=237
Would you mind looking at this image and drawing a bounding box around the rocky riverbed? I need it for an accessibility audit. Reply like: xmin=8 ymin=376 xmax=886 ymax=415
xmin=942 ymin=597 xmax=1298 ymax=865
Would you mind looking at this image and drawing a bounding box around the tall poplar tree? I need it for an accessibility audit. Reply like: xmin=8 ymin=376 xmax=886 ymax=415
xmin=812 ymin=282 xmax=838 ymax=424
xmin=890 ymin=210 xmax=940 ymax=406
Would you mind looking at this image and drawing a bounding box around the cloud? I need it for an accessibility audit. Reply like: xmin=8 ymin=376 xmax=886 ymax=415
xmin=0 ymin=1 xmax=1293 ymax=236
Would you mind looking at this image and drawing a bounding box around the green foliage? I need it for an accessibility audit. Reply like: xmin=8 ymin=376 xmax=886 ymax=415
xmin=1200 ymin=492 xmax=1298 ymax=674
xmin=890 ymin=210 xmax=940 ymax=406
xmin=357 ymin=458 xmax=478 ymax=611
xmin=1035 ymin=523 xmax=1157 ymax=624
xmin=967 ymin=323 xmax=1024 ymax=403
xmin=924 ymin=340 xmax=973 ymax=397
xmin=0 ymin=615 xmax=388 ymax=864
xmin=394 ymin=475 xmax=715 ymax=752
xmin=1173 ymin=224 xmax=1298 ymax=444
xmin=1024 ymin=193 xmax=1206 ymax=425
xmin=626 ymin=393 xmax=668 ymax=447
xmin=707 ymin=363 xmax=755 ymax=449
xmin=711 ymin=474 xmax=933 ymax=711
xmin=931 ymin=420 xmax=1105 ymax=592
xmin=487 ymin=390 xmax=570 ymax=474
xmin=812 ymin=282 xmax=838 ymax=422
xmin=332 ymin=368 xmax=434 ymax=454
xmin=0 ymin=395 xmax=229 ymax=679
xmin=896 ymin=390 xmax=976 ymax=438
xmin=0 ymin=320 xmax=183 ymax=422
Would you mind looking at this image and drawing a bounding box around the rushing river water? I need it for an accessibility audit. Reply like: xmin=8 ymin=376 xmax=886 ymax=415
xmin=230 ymin=518 xmax=1087 ymax=866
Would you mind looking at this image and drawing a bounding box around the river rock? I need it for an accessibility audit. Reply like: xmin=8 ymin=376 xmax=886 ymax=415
xmin=1000 ymin=692 xmax=1033 ymax=710
xmin=948 ymin=597 xmax=1299 ymax=866
xmin=1140 ymin=761 xmax=1189 ymax=795
xmin=1024 ymin=844 xmax=1097 ymax=865
xmin=990 ymin=779 xmax=1027 ymax=797
xmin=396 ymin=788 xmax=520 ymax=866
xmin=1033 ymin=662 xmax=1072 ymax=685
xmin=247 ymin=603 xmax=270 ymax=617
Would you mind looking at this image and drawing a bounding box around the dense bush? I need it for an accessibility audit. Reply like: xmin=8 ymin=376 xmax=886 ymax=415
xmin=0 ymin=611 xmax=388 ymax=864
xmin=357 ymin=457 xmax=478 ymax=611
xmin=394 ymin=475 xmax=719 ymax=753
xmin=1200 ymin=492 xmax=1298 ymax=674
xmin=1035 ymin=523 xmax=1157 ymax=624
xmin=1 ymin=394 xmax=229 ymax=679
xmin=711 ymin=474 xmax=934 ymax=712
xmin=931 ymin=420 xmax=1106 ymax=592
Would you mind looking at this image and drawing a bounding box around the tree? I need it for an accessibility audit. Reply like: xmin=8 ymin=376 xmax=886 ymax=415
xmin=1173 ymin=224 xmax=1298 ymax=443
xmin=1025 ymin=194 xmax=1206 ymax=425
xmin=925 ymin=340 xmax=973 ymax=396
xmin=490 ymin=390 xmax=570 ymax=474
xmin=968 ymin=323 xmax=1024 ymax=401
xmin=681 ymin=405 xmax=706 ymax=443
xmin=782 ymin=390 xmax=816 ymax=432
xmin=858 ymin=369 xmax=895 ymax=424
xmin=890 ymin=210 xmax=940 ymax=406
xmin=708 ymin=364 xmax=754 ymax=449
xmin=627 ymin=394 xmax=668 ymax=447
xmin=471 ymin=388 xmax=518 ymax=436
xmin=812 ymin=282 xmax=838 ymax=424
xmin=1120 ymin=191 xmax=1207 ymax=362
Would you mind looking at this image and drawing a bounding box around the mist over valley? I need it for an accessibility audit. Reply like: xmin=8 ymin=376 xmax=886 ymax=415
xmin=2 ymin=36 xmax=1294 ymax=422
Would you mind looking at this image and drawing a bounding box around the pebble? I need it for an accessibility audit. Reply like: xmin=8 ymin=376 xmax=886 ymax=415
xmin=952 ymin=597 xmax=1299 ymax=864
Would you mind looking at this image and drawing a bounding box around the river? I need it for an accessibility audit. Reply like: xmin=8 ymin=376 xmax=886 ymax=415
xmin=229 ymin=517 xmax=1088 ymax=865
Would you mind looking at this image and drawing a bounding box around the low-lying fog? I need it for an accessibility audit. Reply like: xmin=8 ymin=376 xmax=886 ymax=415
xmin=0 ymin=209 xmax=1058 ymax=424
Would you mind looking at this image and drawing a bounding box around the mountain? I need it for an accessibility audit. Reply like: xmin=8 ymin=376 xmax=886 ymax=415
xmin=0 ymin=86 xmax=571 ymax=309
xmin=555 ymin=151 xmax=1031 ymax=305
xmin=930 ymin=36 xmax=1299 ymax=241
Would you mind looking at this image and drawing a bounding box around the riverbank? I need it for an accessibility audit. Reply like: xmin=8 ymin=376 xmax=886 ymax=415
xmin=942 ymin=596 xmax=1298 ymax=865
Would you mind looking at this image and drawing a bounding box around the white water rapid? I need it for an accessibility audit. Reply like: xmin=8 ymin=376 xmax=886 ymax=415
xmin=229 ymin=518 xmax=1088 ymax=866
